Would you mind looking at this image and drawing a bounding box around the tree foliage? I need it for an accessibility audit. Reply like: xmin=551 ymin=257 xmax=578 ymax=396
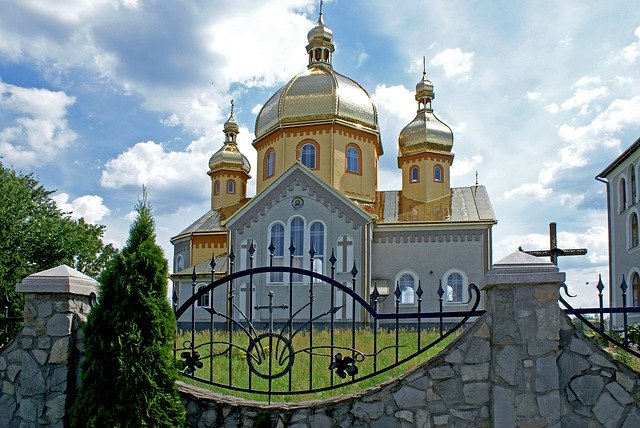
xmin=0 ymin=162 xmax=116 ymax=340
xmin=71 ymin=196 xmax=186 ymax=427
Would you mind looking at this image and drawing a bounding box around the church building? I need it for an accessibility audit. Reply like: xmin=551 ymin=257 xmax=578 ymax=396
xmin=171 ymin=9 xmax=496 ymax=327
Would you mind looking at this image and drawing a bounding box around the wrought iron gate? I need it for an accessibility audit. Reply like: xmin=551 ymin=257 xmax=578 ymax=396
xmin=174 ymin=244 xmax=483 ymax=402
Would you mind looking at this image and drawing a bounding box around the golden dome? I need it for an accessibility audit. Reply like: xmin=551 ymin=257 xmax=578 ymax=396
xmin=209 ymin=108 xmax=251 ymax=174
xmin=398 ymin=73 xmax=452 ymax=157
xmin=254 ymin=66 xmax=378 ymax=140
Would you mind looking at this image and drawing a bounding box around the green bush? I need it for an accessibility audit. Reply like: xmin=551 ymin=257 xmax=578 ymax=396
xmin=70 ymin=196 xmax=185 ymax=427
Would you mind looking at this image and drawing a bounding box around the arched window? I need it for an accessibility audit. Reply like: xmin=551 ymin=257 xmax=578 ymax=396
xmin=300 ymin=143 xmax=317 ymax=169
xmin=290 ymin=216 xmax=305 ymax=282
xmin=398 ymin=273 xmax=416 ymax=305
xmin=410 ymin=166 xmax=420 ymax=183
xmin=346 ymin=145 xmax=360 ymax=173
xmin=265 ymin=150 xmax=275 ymax=178
xmin=214 ymin=180 xmax=220 ymax=195
xmin=434 ymin=165 xmax=443 ymax=182
xmin=310 ymin=221 xmax=325 ymax=279
xmin=446 ymin=272 xmax=465 ymax=303
xmin=631 ymin=212 xmax=639 ymax=248
xmin=175 ymin=255 xmax=184 ymax=272
xmin=620 ymin=177 xmax=627 ymax=211
xmin=633 ymin=272 xmax=640 ymax=307
xmin=631 ymin=165 xmax=637 ymax=203
xmin=197 ymin=285 xmax=210 ymax=308
xmin=227 ymin=179 xmax=235 ymax=194
xmin=269 ymin=223 xmax=285 ymax=283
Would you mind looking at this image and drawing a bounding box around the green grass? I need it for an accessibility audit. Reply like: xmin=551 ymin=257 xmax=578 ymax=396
xmin=175 ymin=327 xmax=456 ymax=402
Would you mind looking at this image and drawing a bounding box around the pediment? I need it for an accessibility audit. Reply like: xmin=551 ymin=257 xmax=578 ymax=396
xmin=225 ymin=164 xmax=373 ymax=234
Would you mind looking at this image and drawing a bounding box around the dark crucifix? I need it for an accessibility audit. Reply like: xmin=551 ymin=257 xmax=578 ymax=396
xmin=521 ymin=222 xmax=588 ymax=266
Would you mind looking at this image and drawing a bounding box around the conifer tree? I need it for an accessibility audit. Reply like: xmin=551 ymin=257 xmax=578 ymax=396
xmin=71 ymin=194 xmax=185 ymax=427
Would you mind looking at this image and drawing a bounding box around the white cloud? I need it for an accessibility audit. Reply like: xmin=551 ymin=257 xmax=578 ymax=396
xmin=430 ymin=48 xmax=474 ymax=78
xmin=0 ymin=81 xmax=77 ymax=166
xmin=503 ymin=182 xmax=552 ymax=201
xmin=99 ymin=124 xmax=258 ymax=204
xmin=619 ymin=24 xmax=640 ymax=63
xmin=52 ymin=192 xmax=111 ymax=224
xmin=545 ymin=103 xmax=560 ymax=114
xmin=560 ymin=86 xmax=607 ymax=114
xmin=251 ymin=104 xmax=263 ymax=115
xmin=451 ymin=154 xmax=482 ymax=177
xmin=526 ymin=91 xmax=542 ymax=101
xmin=356 ymin=50 xmax=370 ymax=68
xmin=574 ymin=75 xmax=602 ymax=87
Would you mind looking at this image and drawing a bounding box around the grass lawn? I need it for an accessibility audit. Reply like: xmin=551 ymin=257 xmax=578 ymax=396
xmin=175 ymin=327 xmax=457 ymax=402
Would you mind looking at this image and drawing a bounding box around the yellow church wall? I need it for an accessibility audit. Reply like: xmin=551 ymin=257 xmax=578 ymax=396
xmin=254 ymin=123 xmax=380 ymax=202
xmin=399 ymin=152 xmax=452 ymax=204
xmin=191 ymin=233 xmax=227 ymax=266
xmin=209 ymin=170 xmax=248 ymax=210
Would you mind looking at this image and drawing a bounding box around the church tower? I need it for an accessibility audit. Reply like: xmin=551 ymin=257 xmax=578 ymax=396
xmin=208 ymin=102 xmax=251 ymax=210
xmin=252 ymin=7 xmax=382 ymax=204
xmin=397 ymin=63 xmax=454 ymax=219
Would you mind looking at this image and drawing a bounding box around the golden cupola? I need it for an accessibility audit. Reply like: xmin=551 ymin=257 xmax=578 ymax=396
xmin=209 ymin=106 xmax=251 ymax=174
xmin=398 ymin=69 xmax=453 ymax=158
xmin=208 ymin=101 xmax=250 ymax=211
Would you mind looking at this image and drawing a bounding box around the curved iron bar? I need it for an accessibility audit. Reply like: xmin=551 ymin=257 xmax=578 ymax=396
xmin=176 ymin=266 xmax=377 ymax=319
xmin=559 ymin=285 xmax=640 ymax=359
xmin=294 ymin=344 xmax=399 ymax=360
xmin=178 ymin=283 xmax=483 ymax=395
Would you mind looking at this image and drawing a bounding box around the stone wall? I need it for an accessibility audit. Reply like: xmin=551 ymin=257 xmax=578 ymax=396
xmin=179 ymin=252 xmax=640 ymax=427
xmin=2 ymin=254 xmax=640 ymax=427
xmin=0 ymin=265 xmax=97 ymax=427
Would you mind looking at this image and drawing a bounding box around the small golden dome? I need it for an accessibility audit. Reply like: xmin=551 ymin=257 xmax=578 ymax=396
xmin=208 ymin=142 xmax=251 ymax=174
xmin=398 ymin=74 xmax=452 ymax=157
xmin=210 ymin=103 xmax=251 ymax=174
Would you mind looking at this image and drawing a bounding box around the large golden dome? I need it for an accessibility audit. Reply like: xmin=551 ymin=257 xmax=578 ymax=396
xmin=254 ymin=10 xmax=378 ymax=140
xmin=209 ymin=111 xmax=251 ymax=174
xmin=398 ymin=73 xmax=453 ymax=157
xmin=254 ymin=66 xmax=379 ymax=139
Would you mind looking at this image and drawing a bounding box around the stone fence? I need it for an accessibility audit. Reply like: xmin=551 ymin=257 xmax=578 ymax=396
xmin=2 ymin=252 xmax=640 ymax=427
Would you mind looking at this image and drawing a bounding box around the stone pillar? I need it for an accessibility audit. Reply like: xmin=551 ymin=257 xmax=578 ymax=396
xmin=0 ymin=265 xmax=97 ymax=427
xmin=484 ymin=251 xmax=566 ymax=427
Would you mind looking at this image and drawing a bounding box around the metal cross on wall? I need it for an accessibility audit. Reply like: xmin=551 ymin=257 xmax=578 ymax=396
xmin=521 ymin=222 xmax=588 ymax=266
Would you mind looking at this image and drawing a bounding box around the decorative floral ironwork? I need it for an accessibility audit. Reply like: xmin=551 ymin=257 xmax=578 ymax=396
xmin=329 ymin=353 xmax=358 ymax=379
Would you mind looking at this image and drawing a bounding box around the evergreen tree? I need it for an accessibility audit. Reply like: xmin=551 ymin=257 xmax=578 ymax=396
xmin=71 ymin=195 xmax=185 ymax=427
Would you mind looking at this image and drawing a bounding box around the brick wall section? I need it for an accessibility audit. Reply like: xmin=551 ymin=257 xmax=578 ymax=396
xmin=0 ymin=265 xmax=96 ymax=427
xmin=179 ymin=252 xmax=640 ymax=427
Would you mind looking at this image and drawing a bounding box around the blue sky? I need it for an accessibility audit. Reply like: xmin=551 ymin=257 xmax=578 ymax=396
xmin=1 ymin=0 xmax=640 ymax=306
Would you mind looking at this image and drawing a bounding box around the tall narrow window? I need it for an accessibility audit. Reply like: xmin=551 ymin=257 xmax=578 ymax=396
xmin=290 ymin=216 xmax=305 ymax=282
xmin=620 ymin=178 xmax=627 ymax=211
xmin=631 ymin=212 xmax=639 ymax=248
xmin=633 ymin=272 xmax=640 ymax=307
xmin=434 ymin=165 xmax=443 ymax=182
xmin=398 ymin=274 xmax=415 ymax=304
xmin=410 ymin=166 xmax=420 ymax=183
xmin=265 ymin=150 xmax=275 ymax=178
xmin=214 ymin=180 xmax=220 ymax=195
xmin=175 ymin=255 xmax=184 ymax=272
xmin=346 ymin=145 xmax=359 ymax=173
xmin=447 ymin=273 xmax=464 ymax=303
xmin=631 ymin=165 xmax=637 ymax=203
xmin=269 ymin=223 xmax=285 ymax=283
xmin=227 ymin=179 xmax=235 ymax=194
xmin=310 ymin=221 xmax=325 ymax=280
xmin=197 ymin=285 xmax=210 ymax=308
xmin=300 ymin=143 xmax=316 ymax=169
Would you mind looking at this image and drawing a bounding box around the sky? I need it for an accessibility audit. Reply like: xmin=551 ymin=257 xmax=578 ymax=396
xmin=1 ymin=0 xmax=639 ymax=307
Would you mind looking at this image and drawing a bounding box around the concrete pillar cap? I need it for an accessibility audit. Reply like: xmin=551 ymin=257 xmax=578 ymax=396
xmin=16 ymin=264 xmax=99 ymax=296
xmin=484 ymin=250 xmax=566 ymax=289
